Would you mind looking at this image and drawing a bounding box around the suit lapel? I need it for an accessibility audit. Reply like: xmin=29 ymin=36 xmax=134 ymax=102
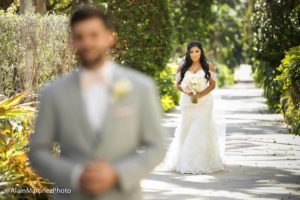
xmin=67 ymin=70 xmax=95 ymax=145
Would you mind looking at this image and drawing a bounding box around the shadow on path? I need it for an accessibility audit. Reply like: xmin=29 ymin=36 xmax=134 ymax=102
xmin=144 ymin=165 xmax=300 ymax=200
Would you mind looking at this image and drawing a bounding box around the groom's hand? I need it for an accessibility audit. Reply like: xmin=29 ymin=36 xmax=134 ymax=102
xmin=79 ymin=160 xmax=118 ymax=195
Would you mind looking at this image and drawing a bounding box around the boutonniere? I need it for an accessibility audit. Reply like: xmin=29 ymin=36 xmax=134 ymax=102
xmin=111 ymin=78 xmax=133 ymax=102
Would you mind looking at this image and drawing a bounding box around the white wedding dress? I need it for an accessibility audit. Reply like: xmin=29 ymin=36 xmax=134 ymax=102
xmin=157 ymin=69 xmax=226 ymax=174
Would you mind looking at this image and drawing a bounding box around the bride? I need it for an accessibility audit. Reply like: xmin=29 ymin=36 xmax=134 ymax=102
xmin=157 ymin=41 xmax=226 ymax=174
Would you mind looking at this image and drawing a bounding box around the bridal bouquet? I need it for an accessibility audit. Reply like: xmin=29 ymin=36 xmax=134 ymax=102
xmin=180 ymin=73 xmax=203 ymax=104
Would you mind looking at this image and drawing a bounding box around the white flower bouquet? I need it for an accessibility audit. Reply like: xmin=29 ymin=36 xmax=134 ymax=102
xmin=180 ymin=73 xmax=203 ymax=104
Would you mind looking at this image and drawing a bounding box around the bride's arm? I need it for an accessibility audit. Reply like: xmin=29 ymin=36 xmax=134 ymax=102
xmin=195 ymin=63 xmax=217 ymax=98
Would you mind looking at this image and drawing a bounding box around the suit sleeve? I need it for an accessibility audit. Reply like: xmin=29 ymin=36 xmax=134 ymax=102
xmin=112 ymin=78 xmax=167 ymax=192
xmin=28 ymin=86 xmax=81 ymax=191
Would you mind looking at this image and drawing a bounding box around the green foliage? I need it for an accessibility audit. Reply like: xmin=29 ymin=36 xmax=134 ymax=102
xmin=160 ymin=95 xmax=176 ymax=112
xmin=47 ymin=0 xmax=73 ymax=14
xmin=167 ymin=0 xmax=214 ymax=62
xmin=276 ymin=46 xmax=300 ymax=135
xmin=169 ymin=0 xmax=213 ymax=45
xmin=169 ymin=0 xmax=247 ymax=71
xmin=98 ymin=0 xmax=173 ymax=77
xmin=0 ymin=12 xmax=76 ymax=95
xmin=207 ymin=1 xmax=246 ymax=68
xmin=252 ymin=59 xmax=282 ymax=111
xmin=154 ymin=64 xmax=179 ymax=111
xmin=0 ymin=93 xmax=51 ymax=199
xmin=251 ymin=0 xmax=300 ymax=110
xmin=241 ymin=0 xmax=255 ymax=64
xmin=216 ymin=63 xmax=234 ymax=87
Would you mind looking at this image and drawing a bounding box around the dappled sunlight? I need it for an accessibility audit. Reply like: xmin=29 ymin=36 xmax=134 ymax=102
xmin=143 ymin=165 xmax=300 ymax=200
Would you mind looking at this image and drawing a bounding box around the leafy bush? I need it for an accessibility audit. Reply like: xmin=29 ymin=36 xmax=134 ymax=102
xmin=0 ymin=93 xmax=52 ymax=199
xmin=154 ymin=64 xmax=179 ymax=112
xmin=251 ymin=0 xmax=300 ymax=111
xmin=276 ymin=46 xmax=300 ymax=135
xmin=0 ymin=12 xmax=76 ymax=95
xmin=169 ymin=0 xmax=213 ymax=45
xmin=102 ymin=0 xmax=173 ymax=77
xmin=215 ymin=63 xmax=234 ymax=87
xmin=160 ymin=95 xmax=176 ymax=112
xmin=169 ymin=1 xmax=247 ymax=70
xmin=207 ymin=2 xmax=245 ymax=68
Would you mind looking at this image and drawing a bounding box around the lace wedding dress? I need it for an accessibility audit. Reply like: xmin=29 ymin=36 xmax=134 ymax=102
xmin=157 ymin=69 xmax=226 ymax=174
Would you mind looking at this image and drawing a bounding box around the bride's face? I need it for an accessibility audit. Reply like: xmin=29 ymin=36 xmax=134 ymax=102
xmin=189 ymin=46 xmax=201 ymax=62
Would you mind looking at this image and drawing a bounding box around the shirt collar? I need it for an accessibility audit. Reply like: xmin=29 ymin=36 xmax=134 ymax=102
xmin=79 ymin=59 xmax=115 ymax=85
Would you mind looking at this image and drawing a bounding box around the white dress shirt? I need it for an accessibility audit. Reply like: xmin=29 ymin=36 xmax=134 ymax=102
xmin=80 ymin=59 xmax=115 ymax=133
xmin=71 ymin=59 xmax=115 ymax=190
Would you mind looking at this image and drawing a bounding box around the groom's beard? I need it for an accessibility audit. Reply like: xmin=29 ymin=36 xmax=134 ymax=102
xmin=78 ymin=51 xmax=106 ymax=70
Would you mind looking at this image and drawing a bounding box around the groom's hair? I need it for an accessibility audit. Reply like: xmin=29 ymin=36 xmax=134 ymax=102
xmin=70 ymin=5 xmax=114 ymax=30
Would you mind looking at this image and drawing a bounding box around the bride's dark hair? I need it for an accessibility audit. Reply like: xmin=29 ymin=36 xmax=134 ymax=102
xmin=180 ymin=41 xmax=211 ymax=83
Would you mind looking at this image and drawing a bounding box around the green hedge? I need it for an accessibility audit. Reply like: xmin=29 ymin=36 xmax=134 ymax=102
xmin=251 ymin=0 xmax=300 ymax=111
xmin=215 ymin=63 xmax=234 ymax=87
xmin=103 ymin=0 xmax=173 ymax=77
xmin=154 ymin=64 xmax=179 ymax=112
xmin=276 ymin=46 xmax=300 ymax=135
xmin=0 ymin=12 xmax=75 ymax=95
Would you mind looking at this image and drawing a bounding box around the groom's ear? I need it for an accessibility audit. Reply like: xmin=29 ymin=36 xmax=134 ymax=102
xmin=108 ymin=31 xmax=116 ymax=48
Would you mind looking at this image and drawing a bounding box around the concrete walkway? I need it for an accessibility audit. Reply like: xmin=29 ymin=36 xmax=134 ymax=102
xmin=142 ymin=65 xmax=300 ymax=200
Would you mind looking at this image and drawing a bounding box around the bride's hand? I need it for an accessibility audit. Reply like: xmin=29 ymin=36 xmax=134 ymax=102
xmin=194 ymin=92 xmax=204 ymax=98
xmin=185 ymin=92 xmax=194 ymax=97
xmin=183 ymin=91 xmax=200 ymax=97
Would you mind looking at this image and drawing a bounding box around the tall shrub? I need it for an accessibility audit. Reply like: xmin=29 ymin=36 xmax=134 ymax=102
xmin=251 ymin=0 xmax=300 ymax=110
xmin=276 ymin=46 xmax=300 ymax=135
xmin=101 ymin=0 xmax=173 ymax=77
xmin=0 ymin=12 xmax=76 ymax=95
xmin=169 ymin=0 xmax=213 ymax=45
xmin=207 ymin=1 xmax=246 ymax=68
xmin=154 ymin=64 xmax=179 ymax=111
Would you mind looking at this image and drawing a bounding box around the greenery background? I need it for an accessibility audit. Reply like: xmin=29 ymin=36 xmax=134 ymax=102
xmin=0 ymin=0 xmax=299 ymax=199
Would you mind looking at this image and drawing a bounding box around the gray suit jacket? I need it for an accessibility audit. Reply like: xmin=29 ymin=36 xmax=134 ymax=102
xmin=28 ymin=62 xmax=166 ymax=200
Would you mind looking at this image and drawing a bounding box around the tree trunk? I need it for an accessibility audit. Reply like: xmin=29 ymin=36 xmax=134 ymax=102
xmin=20 ymin=0 xmax=46 ymax=14
xmin=0 ymin=0 xmax=14 ymax=10
xmin=19 ymin=0 xmax=40 ymax=92
xmin=20 ymin=0 xmax=34 ymax=13
xmin=34 ymin=0 xmax=46 ymax=14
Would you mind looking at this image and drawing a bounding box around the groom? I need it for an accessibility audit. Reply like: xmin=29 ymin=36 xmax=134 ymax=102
xmin=28 ymin=5 xmax=166 ymax=200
